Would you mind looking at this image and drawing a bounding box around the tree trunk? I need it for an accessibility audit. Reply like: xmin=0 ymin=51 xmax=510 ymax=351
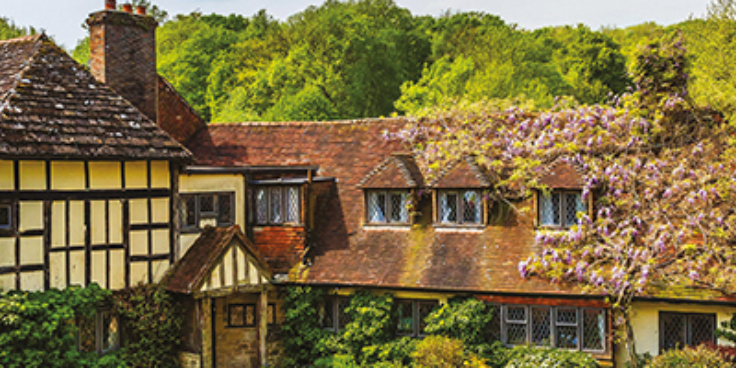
xmin=626 ymin=315 xmax=639 ymax=368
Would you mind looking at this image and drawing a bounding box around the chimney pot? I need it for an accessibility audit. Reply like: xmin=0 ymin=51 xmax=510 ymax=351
xmin=122 ymin=3 xmax=133 ymax=13
xmin=104 ymin=0 xmax=116 ymax=10
xmin=136 ymin=5 xmax=146 ymax=15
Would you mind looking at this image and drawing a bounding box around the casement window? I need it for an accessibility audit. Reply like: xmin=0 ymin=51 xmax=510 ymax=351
xmin=499 ymin=305 xmax=606 ymax=353
xmin=254 ymin=186 xmax=300 ymax=225
xmin=366 ymin=190 xmax=410 ymax=224
xmin=539 ymin=190 xmax=585 ymax=228
xmin=396 ymin=299 xmax=439 ymax=337
xmin=438 ymin=190 xmax=482 ymax=225
xmin=322 ymin=296 xmax=351 ymax=332
xmin=660 ymin=312 xmax=716 ymax=352
xmin=180 ymin=192 xmax=235 ymax=231
xmin=77 ymin=310 xmax=121 ymax=354
xmin=228 ymin=304 xmax=256 ymax=328
xmin=0 ymin=203 xmax=11 ymax=230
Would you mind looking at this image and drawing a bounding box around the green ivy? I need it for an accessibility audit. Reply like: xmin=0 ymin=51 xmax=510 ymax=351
xmin=113 ymin=283 xmax=182 ymax=368
xmin=342 ymin=290 xmax=395 ymax=363
xmin=281 ymin=285 xmax=329 ymax=367
xmin=424 ymin=298 xmax=498 ymax=347
xmin=0 ymin=284 xmax=116 ymax=368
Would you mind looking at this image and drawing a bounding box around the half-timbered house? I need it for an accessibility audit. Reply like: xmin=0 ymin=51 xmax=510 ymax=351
xmin=3 ymin=2 xmax=736 ymax=367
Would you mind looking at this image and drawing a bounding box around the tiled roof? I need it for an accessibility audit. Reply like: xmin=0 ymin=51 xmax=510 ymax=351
xmin=0 ymin=34 xmax=191 ymax=160
xmin=358 ymin=153 xmax=424 ymax=188
xmin=428 ymin=156 xmax=495 ymax=188
xmin=164 ymin=225 xmax=271 ymax=294
xmin=538 ymin=157 xmax=585 ymax=189
xmin=187 ymin=119 xmax=575 ymax=295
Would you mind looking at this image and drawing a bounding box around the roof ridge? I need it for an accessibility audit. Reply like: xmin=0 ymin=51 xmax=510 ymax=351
xmin=0 ymin=34 xmax=43 ymax=113
xmin=209 ymin=116 xmax=411 ymax=127
xmin=0 ymin=33 xmax=44 ymax=45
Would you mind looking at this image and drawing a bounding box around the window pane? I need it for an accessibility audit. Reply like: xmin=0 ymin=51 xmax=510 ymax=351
xmin=689 ymin=314 xmax=715 ymax=347
xmin=390 ymin=192 xmax=408 ymax=223
xmin=218 ymin=194 xmax=233 ymax=225
xmin=270 ymin=188 xmax=282 ymax=224
xmin=255 ymin=188 xmax=267 ymax=224
xmin=531 ymin=307 xmax=552 ymax=346
xmin=0 ymin=205 xmax=10 ymax=228
xmin=462 ymin=190 xmax=481 ymax=224
xmin=229 ymin=305 xmax=245 ymax=327
xmin=77 ymin=315 xmax=96 ymax=352
xmin=368 ymin=192 xmax=387 ymax=223
xmin=565 ymin=192 xmax=583 ymax=227
xmin=506 ymin=306 xmax=527 ymax=345
xmin=245 ymin=305 xmax=256 ymax=327
xmin=322 ymin=299 xmax=335 ymax=330
xmin=181 ymin=196 xmax=197 ymax=228
xmin=418 ymin=301 xmax=438 ymax=335
xmin=440 ymin=192 xmax=458 ymax=223
xmin=583 ymin=309 xmax=605 ymax=351
xmin=338 ymin=298 xmax=351 ymax=331
xmin=396 ymin=300 xmax=414 ymax=335
xmin=199 ymin=195 xmax=215 ymax=214
xmin=285 ymin=187 xmax=300 ymax=223
xmin=489 ymin=305 xmax=502 ymax=341
xmin=540 ymin=192 xmax=560 ymax=226
xmin=556 ymin=308 xmax=578 ymax=349
xmin=661 ymin=313 xmax=686 ymax=351
xmin=101 ymin=312 xmax=120 ymax=352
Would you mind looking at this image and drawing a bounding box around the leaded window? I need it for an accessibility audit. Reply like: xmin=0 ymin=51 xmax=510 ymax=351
xmin=439 ymin=190 xmax=482 ymax=225
xmin=77 ymin=310 xmax=121 ymax=355
xmin=322 ymin=296 xmax=351 ymax=333
xmin=180 ymin=192 xmax=235 ymax=231
xmin=395 ymin=299 xmax=439 ymax=337
xmin=253 ymin=186 xmax=301 ymax=225
xmin=366 ymin=190 xmax=410 ymax=224
xmin=660 ymin=312 xmax=716 ymax=353
xmin=499 ymin=305 xmax=606 ymax=353
xmin=540 ymin=190 xmax=585 ymax=228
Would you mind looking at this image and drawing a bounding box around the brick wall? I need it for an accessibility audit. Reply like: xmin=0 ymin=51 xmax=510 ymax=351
xmin=87 ymin=10 xmax=158 ymax=121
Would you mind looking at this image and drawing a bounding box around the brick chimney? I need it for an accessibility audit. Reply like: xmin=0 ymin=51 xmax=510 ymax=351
xmin=87 ymin=2 xmax=158 ymax=121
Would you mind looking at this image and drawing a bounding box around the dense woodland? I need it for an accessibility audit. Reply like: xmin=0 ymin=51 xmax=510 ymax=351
xmin=2 ymin=0 xmax=736 ymax=123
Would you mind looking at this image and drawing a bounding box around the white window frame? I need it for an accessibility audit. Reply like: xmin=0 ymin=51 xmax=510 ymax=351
xmin=438 ymin=189 xmax=483 ymax=225
xmin=539 ymin=190 xmax=585 ymax=228
xmin=365 ymin=190 xmax=410 ymax=225
xmin=253 ymin=186 xmax=301 ymax=226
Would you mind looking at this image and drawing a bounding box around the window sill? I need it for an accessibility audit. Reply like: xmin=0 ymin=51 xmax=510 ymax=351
xmin=434 ymin=224 xmax=485 ymax=232
xmin=253 ymin=224 xmax=305 ymax=230
xmin=363 ymin=223 xmax=411 ymax=231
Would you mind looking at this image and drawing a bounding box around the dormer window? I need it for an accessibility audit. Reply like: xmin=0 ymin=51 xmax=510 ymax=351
xmin=254 ymin=186 xmax=300 ymax=225
xmin=539 ymin=190 xmax=584 ymax=228
xmin=367 ymin=190 xmax=410 ymax=224
xmin=439 ymin=190 xmax=482 ymax=225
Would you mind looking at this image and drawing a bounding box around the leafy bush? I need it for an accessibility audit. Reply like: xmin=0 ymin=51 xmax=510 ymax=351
xmin=647 ymin=345 xmax=731 ymax=368
xmin=341 ymin=290 xmax=395 ymax=362
xmin=504 ymin=346 xmax=599 ymax=368
xmin=360 ymin=337 xmax=417 ymax=366
xmin=0 ymin=284 xmax=115 ymax=368
xmin=411 ymin=335 xmax=466 ymax=367
xmin=280 ymin=286 xmax=329 ymax=366
xmin=113 ymin=283 xmax=182 ymax=368
xmin=424 ymin=298 xmax=498 ymax=347
xmin=313 ymin=354 xmax=360 ymax=368
xmin=704 ymin=343 xmax=736 ymax=364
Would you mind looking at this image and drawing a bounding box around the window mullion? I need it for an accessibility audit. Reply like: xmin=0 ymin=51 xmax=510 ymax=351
xmin=500 ymin=306 xmax=507 ymax=345
xmin=551 ymin=307 xmax=557 ymax=348
xmin=385 ymin=191 xmax=391 ymax=224
xmin=526 ymin=305 xmax=531 ymax=344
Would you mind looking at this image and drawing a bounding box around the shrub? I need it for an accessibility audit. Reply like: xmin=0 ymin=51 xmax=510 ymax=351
xmin=647 ymin=345 xmax=731 ymax=368
xmin=504 ymin=346 xmax=599 ymax=368
xmin=360 ymin=337 xmax=417 ymax=366
xmin=280 ymin=286 xmax=329 ymax=367
xmin=341 ymin=290 xmax=395 ymax=361
xmin=424 ymin=298 xmax=498 ymax=347
xmin=0 ymin=284 xmax=113 ymax=368
xmin=704 ymin=343 xmax=736 ymax=364
xmin=113 ymin=283 xmax=182 ymax=368
xmin=313 ymin=354 xmax=360 ymax=368
xmin=411 ymin=335 xmax=466 ymax=367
